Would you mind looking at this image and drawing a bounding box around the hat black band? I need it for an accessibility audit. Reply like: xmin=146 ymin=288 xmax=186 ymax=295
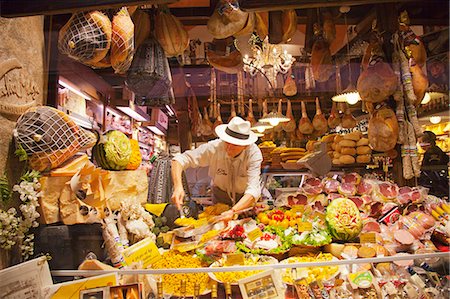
xmin=225 ymin=127 xmax=249 ymax=140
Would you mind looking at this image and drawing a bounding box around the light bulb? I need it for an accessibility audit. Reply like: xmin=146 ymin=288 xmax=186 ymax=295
xmin=421 ymin=92 xmax=431 ymax=105
xmin=430 ymin=116 xmax=441 ymax=124
xmin=269 ymin=119 xmax=280 ymax=127
xmin=346 ymin=92 xmax=360 ymax=105
xmin=256 ymin=126 xmax=265 ymax=133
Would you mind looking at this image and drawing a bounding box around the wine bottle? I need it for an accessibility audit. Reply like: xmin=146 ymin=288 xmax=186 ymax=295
xmin=156 ymin=280 xmax=163 ymax=299
xmin=193 ymin=283 xmax=200 ymax=299
xmin=225 ymin=282 xmax=232 ymax=299
xmin=180 ymin=279 xmax=187 ymax=299
xmin=211 ymin=283 xmax=218 ymax=299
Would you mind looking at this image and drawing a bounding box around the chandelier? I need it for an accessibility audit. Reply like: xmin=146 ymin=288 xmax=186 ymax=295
xmin=243 ymin=37 xmax=295 ymax=88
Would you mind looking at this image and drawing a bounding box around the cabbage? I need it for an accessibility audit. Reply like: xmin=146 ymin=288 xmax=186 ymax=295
xmin=326 ymin=197 xmax=362 ymax=241
xmin=292 ymin=230 xmax=332 ymax=247
xmin=94 ymin=130 xmax=131 ymax=170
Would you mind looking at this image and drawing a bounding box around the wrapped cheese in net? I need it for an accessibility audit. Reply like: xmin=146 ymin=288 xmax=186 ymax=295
xmin=111 ymin=7 xmax=135 ymax=74
xmin=58 ymin=10 xmax=112 ymax=65
xmin=14 ymin=106 xmax=97 ymax=172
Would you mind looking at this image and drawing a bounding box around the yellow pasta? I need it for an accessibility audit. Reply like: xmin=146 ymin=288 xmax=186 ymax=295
xmin=281 ymin=253 xmax=339 ymax=284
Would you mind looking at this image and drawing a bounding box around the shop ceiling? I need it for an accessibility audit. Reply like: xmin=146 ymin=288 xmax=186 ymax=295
xmin=1 ymin=0 xmax=448 ymax=120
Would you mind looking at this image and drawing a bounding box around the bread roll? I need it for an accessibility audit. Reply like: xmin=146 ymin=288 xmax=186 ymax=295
xmin=344 ymin=131 xmax=362 ymax=141
xmin=356 ymin=138 xmax=369 ymax=147
xmin=327 ymin=151 xmax=334 ymax=158
xmin=356 ymin=154 xmax=371 ymax=164
xmin=332 ymin=158 xmax=342 ymax=165
xmin=333 ymin=151 xmax=341 ymax=159
xmin=339 ymin=155 xmax=356 ymax=164
xmin=334 ymin=135 xmax=344 ymax=143
xmin=339 ymin=140 xmax=356 ymax=148
xmin=341 ymin=147 xmax=357 ymax=156
xmin=331 ymin=143 xmax=336 ymax=150
xmin=335 ymin=143 xmax=342 ymax=153
xmin=321 ymin=134 xmax=336 ymax=143
xmin=357 ymin=146 xmax=372 ymax=155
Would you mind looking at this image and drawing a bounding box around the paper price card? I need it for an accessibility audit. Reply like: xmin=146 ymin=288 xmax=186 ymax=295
xmin=297 ymin=222 xmax=313 ymax=232
xmin=359 ymin=232 xmax=377 ymax=244
xmin=122 ymin=237 xmax=162 ymax=268
xmin=226 ymin=253 xmax=245 ymax=266
xmin=248 ymin=227 xmax=263 ymax=242
xmin=238 ymin=270 xmax=283 ymax=299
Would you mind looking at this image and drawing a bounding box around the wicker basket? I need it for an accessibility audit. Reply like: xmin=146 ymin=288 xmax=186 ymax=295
xmin=260 ymin=146 xmax=275 ymax=165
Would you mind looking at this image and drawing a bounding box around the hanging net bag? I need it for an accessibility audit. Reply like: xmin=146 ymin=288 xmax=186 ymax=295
xmin=111 ymin=7 xmax=135 ymax=74
xmin=58 ymin=10 xmax=112 ymax=66
xmin=13 ymin=106 xmax=97 ymax=172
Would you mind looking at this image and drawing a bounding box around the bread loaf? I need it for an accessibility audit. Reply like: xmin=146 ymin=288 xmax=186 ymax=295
xmin=333 ymin=151 xmax=342 ymax=159
xmin=339 ymin=155 xmax=355 ymax=164
xmin=332 ymin=158 xmax=342 ymax=165
xmin=339 ymin=140 xmax=356 ymax=148
xmin=356 ymin=138 xmax=369 ymax=147
xmin=357 ymin=155 xmax=371 ymax=164
xmin=343 ymin=131 xmax=362 ymax=141
xmin=341 ymin=147 xmax=357 ymax=156
xmin=356 ymin=146 xmax=372 ymax=155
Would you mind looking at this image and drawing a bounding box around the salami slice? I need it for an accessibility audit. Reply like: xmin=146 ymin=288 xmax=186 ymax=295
xmin=301 ymin=177 xmax=324 ymax=195
xmin=338 ymin=182 xmax=357 ymax=197
xmin=341 ymin=172 xmax=362 ymax=185
xmin=357 ymin=179 xmax=375 ymax=195
xmin=323 ymin=178 xmax=339 ymax=193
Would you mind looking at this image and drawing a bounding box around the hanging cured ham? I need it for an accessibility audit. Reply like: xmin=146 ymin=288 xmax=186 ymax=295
xmin=368 ymin=106 xmax=399 ymax=152
xmin=327 ymin=102 xmax=341 ymax=129
xmin=341 ymin=104 xmax=357 ymax=129
xmin=228 ymin=99 xmax=237 ymax=123
xmin=283 ymin=73 xmax=297 ymax=96
xmin=410 ymin=63 xmax=428 ymax=106
xmin=282 ymin=100 xmax=296 ymax=133
xmin=274 ymin=99 xmax=284 ymax=133
xmin=213 ymin=103 xmax=223 ymax=131
xmin=246 ymin=99 xmax=256 ymax=126
xmin=322 ymin=11 xmax=336 ymax=45
xmin=311 ymin=24 xmax=334 ymax=82
xmin=398 ymin=11 xmax=427 ymax=67
xmin=357 ymin=30 xmax=397 ymax=103
xmin=207 ymin=0 xmax=249 ymax=39
xmin=298 ymin=101 xmax=314 ymax=134
xmin=312 ymin=97 xmax=328 ymax=134
xmin=201 ymin=106 xmax=213 ymax=136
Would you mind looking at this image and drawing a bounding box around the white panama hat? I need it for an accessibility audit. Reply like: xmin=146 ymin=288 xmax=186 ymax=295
xmin=215 ymin=116 xmax=258 ymax=146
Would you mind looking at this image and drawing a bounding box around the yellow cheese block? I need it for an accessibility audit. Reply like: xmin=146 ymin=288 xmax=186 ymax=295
xmin=105 ymin=169 xmax=148 ymax=211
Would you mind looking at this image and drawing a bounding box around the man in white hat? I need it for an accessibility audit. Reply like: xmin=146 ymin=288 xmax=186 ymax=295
xmin=171 ymin=116 xmax=262 ymax=221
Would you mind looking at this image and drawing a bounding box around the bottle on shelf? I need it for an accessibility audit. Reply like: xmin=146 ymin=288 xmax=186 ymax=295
xmin=156 ymin=280 xmax=163 ymax=299
xmin=211 ymin=282 xmax=218 ymax=299
xmin=180 ymin=279 xmax=187 ymax=299
xmin=225 ymin=282 xmax=232 ymax=299
xmin=193 ymin=283 xmax=200 ymax=299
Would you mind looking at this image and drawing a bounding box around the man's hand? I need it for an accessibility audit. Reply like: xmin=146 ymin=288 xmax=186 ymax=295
xmin=209 ymin=209 xmax=235 ymax=224
xmin=171 ymin=186 xmax=185 ymax=210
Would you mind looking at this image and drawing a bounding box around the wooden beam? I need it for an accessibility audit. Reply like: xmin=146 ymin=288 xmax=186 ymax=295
xmin=0 ymin=0 xmax=177 ymax=17
xmin=238 ymin=0 xmax=421 ymax=12
xmin=268 ymin=11 xmax=283 ymax=44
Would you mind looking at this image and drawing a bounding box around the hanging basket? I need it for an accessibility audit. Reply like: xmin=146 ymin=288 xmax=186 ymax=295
xmin=126 ymin=36 xmax=172 ymax=103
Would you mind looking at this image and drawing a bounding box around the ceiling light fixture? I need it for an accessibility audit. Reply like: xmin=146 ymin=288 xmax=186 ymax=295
xmin=332 ymin=7 xmax=361 ymax=105
xmin=251 ymin=121 xmax=273 ymax=133
xmin=58 ymin=79 xmax=91 ymax=101
xmin=259 ymin=99 xmax=290 ymax=127
xmin=243 ymin=37 xmax=295 ymax=87
xmin=430 ymin=116 xmax=441 ymax=124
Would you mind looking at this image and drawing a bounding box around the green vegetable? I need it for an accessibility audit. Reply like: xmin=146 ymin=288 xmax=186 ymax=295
xmin=154 ymin=217 xmax=163 ymax=227
xmin=152 ymin=227 xmax=161 ymax=236
xmin=93 ymin=130 xmax=131 ymax=170
xmin=156 ymin=236 xmax=164 ymax=247
xmin=160 ymin=226 xmax=170 ymax=233
xmin=326 ymin=197 xmax=362 ymax=242
xmin=162 ymin=243 xmax=170 ymax=249
xmin=0 ymin=174 xmax=11 ymax=203
xmin=160 ymin=216 xmax=167 ymax=225
xmin=292 ymin=230 xmax=332 ymax=247
xmin=236 ymin=225 xmax=293 ymax=255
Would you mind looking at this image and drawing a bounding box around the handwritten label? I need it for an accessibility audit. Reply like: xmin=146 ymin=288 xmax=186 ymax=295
xmin=359 ymin=233 xmax=377 ymax=244
xmin=248 ymin=227 xmax=263 ymax=242
xmin=297 ymin=222 xmax=313 ymax=232
xmin=122 ymin=237 xmax=161 ymax=268
xmin=226 ymin=253 xmax=245 ymax=266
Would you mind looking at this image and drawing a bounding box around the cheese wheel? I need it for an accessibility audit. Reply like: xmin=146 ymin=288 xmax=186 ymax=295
xmin=339 ymin=139 xmax=356 ymax=148
xmin=357 ymin=154 xmax=371 ymax=164
xmin=334 ymin=135 xmax=344 ymax=143
xmin=356 ymin=137 xmax=369 ymax=146
xmin=339 ymin=155 xmax=355 ymax=164
xmin=343 ymin=131 xmax=362 ymax=141
xmin=341 ymin=147 xmax=357 ymax=156
xmin=357 ymin=146 xmax=372 ymax=155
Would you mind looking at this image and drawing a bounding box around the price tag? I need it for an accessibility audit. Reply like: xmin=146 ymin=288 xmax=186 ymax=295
xmin=248 ymin=227 xmax=263 ymax=242
xmin=359 ymin=232 xmax=377 ymax=244
xmin=348 ymin=271 xmax=373 ymax=289
xmin=238 ymin=270 xmax=282 ymax=299
xmin=297 ymin=222 xmax=313 ymax=232
xmin=313 ymin=211 xmax=326 ymax=221
xmin=122 ymin=237 xmax=162 ymax=268
xmin=226 ymin=253 xmax=245 ymax=266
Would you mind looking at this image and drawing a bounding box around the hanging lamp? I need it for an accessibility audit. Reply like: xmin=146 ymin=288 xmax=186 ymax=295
xmin=259 ymin=99 xmax=290 ymax=127
xmin=332 ymin=6 xmax=361 ymax=105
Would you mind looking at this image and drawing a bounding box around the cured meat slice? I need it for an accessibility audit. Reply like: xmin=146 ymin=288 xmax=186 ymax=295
xmin=362 ymin=218 xmax=381 ymax=233
xmin=327 ymin=193 xmax=341 ymax=201
xmin=300 ymin=177 xmax=324 ymax=196
xmin=397 ymin=186 xmax=412 ymax=205
xmin=377 ymin=182 xmax=399 ymax=201
xmin=342 ymin=173 xmax=362 ymax=185
xmin=288 ymin=193 xmax=307 ymax=206
xmin=349 ymin=196 xmax=364 ymax=209
xmin=323 ymin=178 xmax=339 ymax=193
xmin=337 ymin=183 xmax=357 ymax=197
xmin=357 ymin=179 xmax=374 ymax=195
xmin=369 ymin=202 xmax=383 ymax=218
xmin=360 ymin=195 xmax=372 ymax=206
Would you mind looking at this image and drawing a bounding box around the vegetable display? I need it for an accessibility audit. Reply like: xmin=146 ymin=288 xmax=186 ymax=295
xmin=94 ymin=130 xmax=132 ymax=170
